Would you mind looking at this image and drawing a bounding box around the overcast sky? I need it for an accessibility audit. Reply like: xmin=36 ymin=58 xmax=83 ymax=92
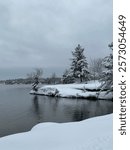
xmin=0 ymin=0 xmax=112 ymax=79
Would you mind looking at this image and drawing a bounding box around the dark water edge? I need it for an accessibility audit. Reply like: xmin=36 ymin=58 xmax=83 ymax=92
xmin=0 ymin=84 xmax=113 ymax=138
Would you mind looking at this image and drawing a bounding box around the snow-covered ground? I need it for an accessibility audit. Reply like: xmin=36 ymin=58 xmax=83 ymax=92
xmin=0 ymin=114 xmax=112 ymax=150
xmin=30 ymin=81 xmax=113 ymax=100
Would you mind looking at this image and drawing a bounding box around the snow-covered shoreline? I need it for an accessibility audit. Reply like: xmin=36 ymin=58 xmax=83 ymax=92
xmin=30 ymin=81 xmax=113 ymax=100
xmin=0 ymin=114 xmax=112 ymax=150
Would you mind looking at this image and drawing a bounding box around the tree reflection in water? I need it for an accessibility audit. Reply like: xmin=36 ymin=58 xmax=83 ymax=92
xmin=31 ymin=96 xmax=113 ymax=123
xmin=32 ymin=95 xmax=42 ymax=123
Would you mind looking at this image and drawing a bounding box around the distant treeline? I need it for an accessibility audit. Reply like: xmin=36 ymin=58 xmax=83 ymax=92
xmin=0 ymin=77 xmax=62 ymax=85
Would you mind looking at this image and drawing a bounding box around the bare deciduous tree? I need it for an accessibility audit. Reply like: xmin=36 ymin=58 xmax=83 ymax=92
xmin=27 ymin=68 xmax=43 ymax=79
xmin=89 ymin=58 xmax=103 ymax=80
xmin=50 ymin=73 xmax=57 ymax=84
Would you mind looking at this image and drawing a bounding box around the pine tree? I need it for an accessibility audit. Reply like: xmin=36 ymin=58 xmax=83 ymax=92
xmin=62 ymin=69 xmax=75 ymax=84
xmin=100 ymin=42 xmax=113 ymax=92
xmin=70 ymin=44 xmax=89 ymax=82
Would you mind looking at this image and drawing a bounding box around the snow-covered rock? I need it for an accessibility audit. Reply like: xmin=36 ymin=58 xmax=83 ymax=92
xmin=0 ymin=114 xmax=112 ymax=150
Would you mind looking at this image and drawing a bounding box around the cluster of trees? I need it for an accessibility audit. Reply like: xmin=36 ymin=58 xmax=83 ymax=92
xmin=62 ymin=43 xmax=113 ymax=92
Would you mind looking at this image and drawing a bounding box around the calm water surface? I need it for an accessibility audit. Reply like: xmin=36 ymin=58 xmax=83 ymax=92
xmin=0 ymin=84 xmax=113 ymax=137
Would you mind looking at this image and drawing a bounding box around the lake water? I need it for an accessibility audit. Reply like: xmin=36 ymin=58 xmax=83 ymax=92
xmin=0 ymin=84 xmax=113 ymax=137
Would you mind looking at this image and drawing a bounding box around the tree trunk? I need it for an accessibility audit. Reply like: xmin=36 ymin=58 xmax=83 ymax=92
xmin=80 ymin=77 xmax=83 ymax=83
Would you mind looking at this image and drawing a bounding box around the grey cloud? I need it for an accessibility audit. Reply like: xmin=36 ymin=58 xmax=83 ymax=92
xmin=0 ymin=0 xmax=112 ymax=79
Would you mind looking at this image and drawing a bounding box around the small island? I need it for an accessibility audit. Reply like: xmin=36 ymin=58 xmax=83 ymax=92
xmin=30 ymin=81 xmax=113 ymax=100
xmin=30 ymin=44 xmax=113 ymax=101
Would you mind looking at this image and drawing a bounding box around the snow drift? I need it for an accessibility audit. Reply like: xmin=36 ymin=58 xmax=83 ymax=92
xmin=0 ymin=114 xmax=112 ymax=150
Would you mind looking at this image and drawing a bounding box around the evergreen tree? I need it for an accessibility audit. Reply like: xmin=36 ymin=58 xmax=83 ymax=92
xmin=70 ymin=44 xmax=89 ymax=82
xmin=100 ymin=42 xmax=113 ymax=92
xmin=62 ymin=69 xmax=75 ymax=84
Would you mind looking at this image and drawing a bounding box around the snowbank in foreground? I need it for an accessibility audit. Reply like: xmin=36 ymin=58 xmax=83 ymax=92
xmin=0 ymin=114 xmax=112 ymax=150
xmin=30 ymin=81 xmax=113 ymax=100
